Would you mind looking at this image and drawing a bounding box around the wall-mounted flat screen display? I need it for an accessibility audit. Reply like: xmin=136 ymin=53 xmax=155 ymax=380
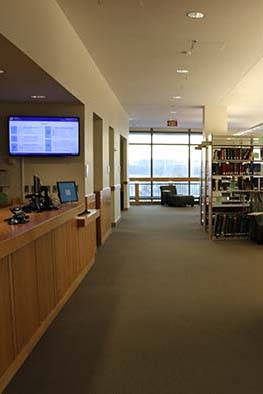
xmin=8 ymin=116 xmax=80 ymax=156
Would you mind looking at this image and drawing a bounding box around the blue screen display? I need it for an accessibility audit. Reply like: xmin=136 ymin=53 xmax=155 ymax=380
xmin=8 ymin=116 xmax=80 ymax=156
xmin=57 ymin=181 xmax=78 ymax=203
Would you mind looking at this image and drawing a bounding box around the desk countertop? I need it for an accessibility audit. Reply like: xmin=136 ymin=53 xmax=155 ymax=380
xmin=0 ymin=203 xmax=86 ymax=260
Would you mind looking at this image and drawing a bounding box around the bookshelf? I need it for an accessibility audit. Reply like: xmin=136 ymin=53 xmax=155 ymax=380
xmin=200 ymin=141 xmax=209 ymax=230
xmin=201 ymin=134 xmax=263 ymax=240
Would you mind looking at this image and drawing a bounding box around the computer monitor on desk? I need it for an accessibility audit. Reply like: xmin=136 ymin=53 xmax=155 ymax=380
xmin=24 ymin=175 xmax=56 ymax=212
xmin=57 ymin=181 xmax=78 ymax=204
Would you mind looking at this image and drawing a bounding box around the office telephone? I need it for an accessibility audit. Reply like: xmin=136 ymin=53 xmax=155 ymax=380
xmin=4 ymin=207 xmax=30 ymax=225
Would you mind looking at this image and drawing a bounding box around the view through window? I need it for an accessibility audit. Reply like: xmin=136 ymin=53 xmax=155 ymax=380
xmin=129 ymin=131 xmax=202 ymax=202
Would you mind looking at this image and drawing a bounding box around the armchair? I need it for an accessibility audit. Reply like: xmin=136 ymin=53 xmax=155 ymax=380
xmin=160 ymin=185 xmax=194 ymax=207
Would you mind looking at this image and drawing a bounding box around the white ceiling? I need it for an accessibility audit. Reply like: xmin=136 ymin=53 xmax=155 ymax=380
xmin=55 ymin=0 xmax=263 ymax=131
xmin=2 ymin=1 xmax=263 ymax=132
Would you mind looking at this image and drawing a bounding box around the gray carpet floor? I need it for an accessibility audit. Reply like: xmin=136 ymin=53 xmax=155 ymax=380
xmin=5 ymin=206 xmax=263 ymax=394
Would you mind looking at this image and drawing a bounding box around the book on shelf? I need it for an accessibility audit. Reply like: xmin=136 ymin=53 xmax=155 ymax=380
xmin=212 ymin=162 xmax=252 ymax=176
xmin=214 ymin=212 xmax=249 ymax=238
xmin=213 ymin=147 xmax=255 ymax=161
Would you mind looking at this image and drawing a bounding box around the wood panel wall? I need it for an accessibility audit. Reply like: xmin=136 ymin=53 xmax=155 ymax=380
xmin=122 ymin=181 xmax=129 ymax=211
xmin=12 ymin=243 xmax=39 ymax=352
xmin=35 ymin=233 xmax=56 ymax=323
xmin=95 ymin=187 xmax=111 ymax=245
xmin=85 ymin=193 xmax=96 ymax=209
xmin=111 ymin=184 xmax=121 ymax=226
xmin=0 ymin=257 xmax=14 ymax=378
xmin=0 ymin=212 xmax=98 ymax=394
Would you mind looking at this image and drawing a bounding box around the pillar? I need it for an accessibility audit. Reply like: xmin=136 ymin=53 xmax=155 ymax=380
xmin=203 ymin=105 xmax=228 ymax=138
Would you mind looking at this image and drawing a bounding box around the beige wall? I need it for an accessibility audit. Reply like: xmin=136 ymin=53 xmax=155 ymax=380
xmin=93 ymin=114 xmax=103 ymax=192
xmin=109 ymin=128 xmax=121 ymax=223
xmin=203 ymin=105 xmax=228 ymax=136
xmin=83 ymin=108 xmax=93 ymax=195
xmin=0 ymin=102 xmax=85 ymax=202
xmin=103 ymin=122 xmax=110 ymax=189
xmin=0 ymin=0 xmax=129 ymax=209
xmin=115 ymin=132 xmax=121 ymax=221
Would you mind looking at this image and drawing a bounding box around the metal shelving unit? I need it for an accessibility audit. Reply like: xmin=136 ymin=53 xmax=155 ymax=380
xmin=201 ymin=134 xmax=263 ymax=240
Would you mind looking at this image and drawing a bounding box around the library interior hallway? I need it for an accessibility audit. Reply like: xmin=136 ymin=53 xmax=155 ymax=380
xmin=5 ymin=206 xmax=263 ymax=394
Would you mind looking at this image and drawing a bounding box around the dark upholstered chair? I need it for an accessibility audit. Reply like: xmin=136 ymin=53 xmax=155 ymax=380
xmin=160 ymin=185 xmax=194 ymax=207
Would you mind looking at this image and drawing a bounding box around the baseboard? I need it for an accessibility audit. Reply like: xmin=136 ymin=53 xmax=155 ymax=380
xmin=111 ymin=215 xmax=121 ymax=227
xmin=101 ymin=228 xmax=111 ymax=244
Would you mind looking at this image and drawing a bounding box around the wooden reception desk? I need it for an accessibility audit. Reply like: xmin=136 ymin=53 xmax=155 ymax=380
xmin=0 ymin=204 xmax=99 ymax=393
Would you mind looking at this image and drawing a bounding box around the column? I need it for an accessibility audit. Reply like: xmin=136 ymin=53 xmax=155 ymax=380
xmin=203 ymin=105 xmax=228 ymax=138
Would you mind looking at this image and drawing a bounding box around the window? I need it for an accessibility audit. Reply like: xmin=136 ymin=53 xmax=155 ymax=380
xmin=152 ymin=133 xmax=188 ymax=144
xmin=153 ymin=145 xmax=188 ymax=177
xmin=129 ymin=130 xmax=202 ymax=201
xmin=129 ymin=133 xmax=151 ymax=144
xmin=128 ymin=145 xmax=151 ymax=177
xmin=190 ymin=133 xmax=203 ymax=145
xmin=190 ymin=146 xmax=201 ymax=177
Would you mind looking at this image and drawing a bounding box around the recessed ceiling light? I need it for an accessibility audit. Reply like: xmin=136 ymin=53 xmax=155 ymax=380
xmin=172 ymin=96 xmax=181 ymax=100
xmin=30 ymin=95 xmax=47 ymax=99
xmin=0 ymin=69 xmax=5 ymax=74
xmin=186 ymin=11 xmax=205 ymax=19
xmin=170 ymin=111 xmax=177 ymax=114
xmin=177 ymin=69 xmax=189 ymax=74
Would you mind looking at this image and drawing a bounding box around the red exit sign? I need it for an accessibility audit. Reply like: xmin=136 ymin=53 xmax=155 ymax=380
xmin=167 ymin=119 xmax=178 ymax=127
